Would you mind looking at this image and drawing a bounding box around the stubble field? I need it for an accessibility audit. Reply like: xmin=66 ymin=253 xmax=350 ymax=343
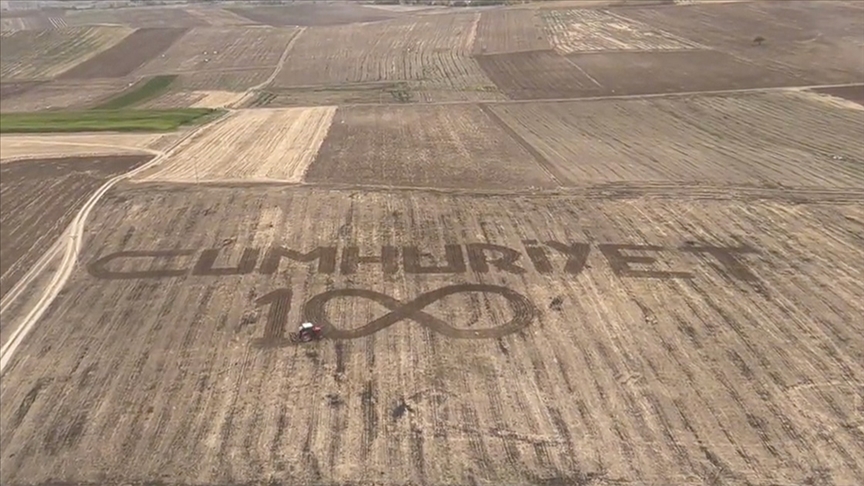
xmin=0 ymin=155 xmax=151 ymax=300
xmin=135 ymin=107 xmax=337 ymax=182
xmin=0 ymin=26 xmax=133 ymax=81
xmin=0 ymin=132 xmax=174 ymax=161
xmin=0 ymin=77 xmax=134 ymax=112
xmin=1 ymin=185 xmax=862 ymax=486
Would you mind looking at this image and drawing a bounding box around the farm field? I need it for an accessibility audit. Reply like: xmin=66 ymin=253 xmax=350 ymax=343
xmin=141 ymin=90 xmax=251 ymax=109
xmin=135 ymin=26 xmax=298 ymax=75
xmin=0 ymin=26 xmax=133 ymax=81
xmin=475 ymin=49 xmax=602 ymax=100
xmin=305 ymin=104 xmax=558 ymax=189
xmin=270 ymin=13 xmax=503 ymax=103
xmin=0 ymin=78 xmax=135 ymax=112
xmin=487 ymin=91 xmax=864 ymax=187
xmin=135 ymin=107 xmax=337 ymax=182
xmin=0 ymin=185 xmax=862 ymax=485
xmin=183 ymin=6 xmax=259 ymax=27
xmin=169 ymin=68 xmax=276 ymax=92
xmin=63 ymin=6 xmax=209 ymax=29
xmin=472 ymin=9 xmax=552 ymax=55
xmin=0 ymin=132 xmax=174 ymax=161
xmin=57 ymin=27 xmax=189 ymax=80
xmin=0 ymin=155 xmax=151 ymax=301
xmin=227 ymin=3 xmax=401 ymax=27
xmin=620 ymin=1 xmax=864 ymax=85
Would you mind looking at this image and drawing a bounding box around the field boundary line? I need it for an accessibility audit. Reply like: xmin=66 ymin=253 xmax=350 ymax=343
xmin=476 ymin=103 xmax=565 ymax=186
xmin=0 ymin=117 xmax=231 ymax=375
xmin=335 ymin=82 xmax=864 ymax=108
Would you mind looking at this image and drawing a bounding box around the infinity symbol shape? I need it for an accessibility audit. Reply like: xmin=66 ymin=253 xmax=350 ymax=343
xmin=302 ymin=284 xmax=537 ymax=340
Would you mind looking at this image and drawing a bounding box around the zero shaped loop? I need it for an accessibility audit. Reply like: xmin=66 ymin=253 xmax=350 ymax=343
xmin=303 ymin=284 xmax=537 ymax=340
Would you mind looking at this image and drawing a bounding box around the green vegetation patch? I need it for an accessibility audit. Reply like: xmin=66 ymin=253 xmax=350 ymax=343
xmin=0 ymin=108 xmax=215 ymax=134
xmin=92 ymin=75 xmax=177 ymax=110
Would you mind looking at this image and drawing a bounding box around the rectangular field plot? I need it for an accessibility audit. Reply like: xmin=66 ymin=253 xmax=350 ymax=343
xmin=1 ymin=185 xmax=863 ymax=485
xmin=541 ymin=8 xmax=703 ymax=54
xmin=305 ymin=104 xmax=558 ymax=189
xmin=271 ymin=14 xmax=502 ymax=102
xmin=136 ymin=107 xmax=336 ymax=182
xmin=184 ymin=7 xmax=259 ymax=26
xmin=135 ymin=26 xmax=298 ymax=75
xmin=0 ymin=78 xmax=133 ymax=112
xmin=0 ymin=26 xmax=133 ymax=81
xmin=475 ymin=49 xmax=602 ymax=100
xmin=63 ymin=7 xmax=209 ymax=28
xmin=472 ymin=9 xmax=552 ymax=55
xmin=0 ymin=155 xmax=151 ymax=301
xmin=57 ymin=28 xmax=188 ymax=80
xmin=619 ymin=1 xmax=864 ymax=84
xmin=568 ymin=50 xmax=802 ymax=95
xmin=488 ymin=91 xmax=864 ymax=187
xmin=227 ymin=3 xmax=400 ymax=27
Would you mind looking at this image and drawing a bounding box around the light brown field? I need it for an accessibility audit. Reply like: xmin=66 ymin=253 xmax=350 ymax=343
xmin=171 ymin=68 xmax=275 ymax=92
xmin=184 ymin=6 xmax=260 ymax=27
xmin=472 ymin=9 xmax=552 ymax=55
xmin=487 ymin=91 xmax=864 ymax=187
xmin=62 ymin=6 xmax=209 ymax=28
xmin=270 ymin=13 xmax=503 ymax=103
xmin=136 ymin=107 xmax=336 ymax=182
xmin=0 ymin=132 xmax=178 ymax=162
xmin=140 ymin=90 xmax=251 ymax=109
xmin=0 ymin=77 xmax=134 ymax=112
xmin=540 ymin=8 xmax=704 ymax=54
xmin=134 ymin=26 xmax=298 ymax=75
xmin=0 ymin=26 xmax=133 ymax=81
xmin=1 ymin=184 xmax=862 ymax=485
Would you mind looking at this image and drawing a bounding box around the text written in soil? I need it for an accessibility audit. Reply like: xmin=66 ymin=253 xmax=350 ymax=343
xmin=87 ymin=241 xmax=760 ymax=282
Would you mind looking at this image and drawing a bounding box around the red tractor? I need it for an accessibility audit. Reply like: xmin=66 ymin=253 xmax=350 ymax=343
xmin=293 ymin=322 xmax=324 ymax=343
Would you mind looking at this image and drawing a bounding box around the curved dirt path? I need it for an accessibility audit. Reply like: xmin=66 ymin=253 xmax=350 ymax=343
xmin=0 ymin=119 xmax=228 ymax=375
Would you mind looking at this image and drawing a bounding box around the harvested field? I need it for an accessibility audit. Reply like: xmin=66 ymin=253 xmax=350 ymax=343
xmin=271 ymin=14 xmax=502 ymax=101
xmin=0 ymin=78 xmax=134 ymax=113
xmin=0 ymin=155 xmax=151 ymax=300
xmin=63 ymin=7 xmax=208 ymax=28
xmin=809 ymin=84 xmax=864 ymax=108
xmin=0 ymin=26 xmax=133 ymax=81
xmin=305 ymin=104 xmax=558 ymax=189
xmin=58 ymin=28 xmax=188 ymax=80
xmin=0 ymin=132 xmax=173 ymax=162
xmin=475 ymin=49 xmax=602 ymax=100
xmin=184 ymin=6 xmax=260 ymax=26
xmin=1 ymin=185 xmax=863 ymax=485
xmin=472 ymin=9 xmax=552 ymax=55
xmin=228 ymin=3 xmax=400 ymax=27
xmin=567 ymin=50 xmax=803 ymax=96
xmin=135 ymin=26 xmax=298 ymax=75
xmin=171 ymin=68 xmax=274 ymax=92
xmin=0 ymin=81 xmax=42 ymax=100
xmin=488 ymin=91 xmax=864 ymax=187
xmin=620 ymin=1 xmax=864 ymax=84
xmin=141 ymin=90 xmax=250 ymax=109
xmin=541 ymin=8 xmax=703 ymax=54
xmin=0 ymin=14 xmax=65 ymax=31
xmin=136 ymin=107 xmax=336 ymax=182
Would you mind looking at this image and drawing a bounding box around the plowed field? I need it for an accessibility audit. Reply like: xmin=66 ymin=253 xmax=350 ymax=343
xmin=270 ymin=14 xmax=502 ymax=102
xmin=472 ymin=9 xmax=552 ymax=55
xmin=305 ymin=104 xmax=558 ymax=189
xmin=619 ymin=1 xmax=864 ymax=84
xmin=184 ymin=7 xmax=259 ymax=27
xmin=135 ymin=26 xmax=298 ymax=75
xmin=57 ymin=28 xmax=188 ymax=80
xmin=63 ymin=7 xmax=208 ymax=28
xmin=172 ymin=68 xmax=274 ymax=92
xmin=136 ymin=107 xmax=336 ymax=182
xmin=1 ymin=185 xmax=862 ymax=485
xmin=0 ymin=155 xmax=151 ymax=300
xmin=487 ymin=91 xmax=864 ymax=187
xmin=228 ymin=3 xmax=400 ymax=27
xmin=0 ymin=26 xmax=133 ymax=81
xmin=475 ymin=49 xmax=602 ymax=100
